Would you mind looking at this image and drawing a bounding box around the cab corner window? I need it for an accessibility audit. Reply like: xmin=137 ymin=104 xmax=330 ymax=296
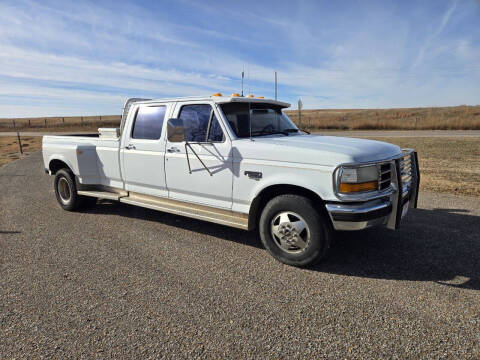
xmin=132 ymin=105 xmax=166 ymax=140
xmin=178 ymin=104 xmax=224 ymax=142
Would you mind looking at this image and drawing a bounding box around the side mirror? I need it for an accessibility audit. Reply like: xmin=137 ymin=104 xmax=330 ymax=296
xmin=167 ymin=118 xmax=185 ymax=142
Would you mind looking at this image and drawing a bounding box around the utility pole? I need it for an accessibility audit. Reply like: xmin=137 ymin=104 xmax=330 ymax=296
xmin=298 ymin=98 xmax=303 ymax=128
xmin=274 ymin=71 xmax=277 ymax=100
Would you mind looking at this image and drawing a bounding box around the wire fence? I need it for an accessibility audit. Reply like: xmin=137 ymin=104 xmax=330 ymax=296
xmin=0 ymin=115 xmax=121 ymax=130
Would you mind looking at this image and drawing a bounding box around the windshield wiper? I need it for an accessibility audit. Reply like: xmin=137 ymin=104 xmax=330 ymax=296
xmin=251 ymin=130 xmax=289 ymax=137
xmin=283 ymin=128 xmax=299 ymax=133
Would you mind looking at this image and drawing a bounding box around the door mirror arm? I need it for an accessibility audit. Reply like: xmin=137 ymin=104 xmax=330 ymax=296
xmin=185 ymin=141 xmax=213 ymax=176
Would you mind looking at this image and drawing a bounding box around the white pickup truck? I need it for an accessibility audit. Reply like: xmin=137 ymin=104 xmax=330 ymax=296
xmin=43 ymin=94 xmax=420 ymax=267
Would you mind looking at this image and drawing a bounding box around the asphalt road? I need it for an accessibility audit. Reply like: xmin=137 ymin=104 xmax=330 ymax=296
xmin=1 ymin=153 xmax=479 ymax=359
xmin=1 ymin=130 xmax=480 ymax=137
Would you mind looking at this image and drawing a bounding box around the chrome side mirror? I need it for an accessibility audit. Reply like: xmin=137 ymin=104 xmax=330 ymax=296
xmin=167 ymin=118 xmax=185 ymax=142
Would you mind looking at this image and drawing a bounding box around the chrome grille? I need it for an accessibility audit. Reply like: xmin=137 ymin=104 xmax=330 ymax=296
xmin=399 ymin=152 xmax=414 ymax=193
xmin=378 ymin=163 xmax=392 ymax=190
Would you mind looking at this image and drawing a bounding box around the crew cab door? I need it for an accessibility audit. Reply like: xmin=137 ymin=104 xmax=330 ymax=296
xmin=121 ymin=103 xmax=171 ymax=197
xmin=165 ymin=102 xmax=233 ymax=209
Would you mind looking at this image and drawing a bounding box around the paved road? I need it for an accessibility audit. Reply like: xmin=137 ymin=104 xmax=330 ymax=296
xmin=1 ymin=153 xmax=479 ymax=359
xmin=1 ymin=130 xmax=480 ymax=137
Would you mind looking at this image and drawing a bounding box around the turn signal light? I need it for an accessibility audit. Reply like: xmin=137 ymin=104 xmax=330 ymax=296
xmin=339 ymin=181 xmax=377 ymax=193
xmin=212 ymin=93 xmax=222 ymax=96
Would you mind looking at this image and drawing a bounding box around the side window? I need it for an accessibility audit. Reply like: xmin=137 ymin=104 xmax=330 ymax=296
xmin=178 ymin=104 xmax=224 ymax=142
xmin=131 ymin=106 xmax=166 ymax=140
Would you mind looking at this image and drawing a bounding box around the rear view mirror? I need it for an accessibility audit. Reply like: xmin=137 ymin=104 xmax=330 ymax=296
xmin=167 ymin=118 xmax=185 ymax=142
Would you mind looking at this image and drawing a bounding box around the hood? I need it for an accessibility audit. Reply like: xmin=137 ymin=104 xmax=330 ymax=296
xmin=232 ymin=134 xmax=401 ymax=166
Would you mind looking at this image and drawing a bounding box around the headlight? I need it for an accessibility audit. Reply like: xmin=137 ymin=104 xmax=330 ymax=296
xmin=338 ymin=165 xmax=378 ymax=193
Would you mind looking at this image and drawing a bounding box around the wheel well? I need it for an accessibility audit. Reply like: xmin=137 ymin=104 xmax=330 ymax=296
xmin=248 ymin=184 xmax=326 ymax=230
xmin=49 ymin=159 xmax=71 ymax=174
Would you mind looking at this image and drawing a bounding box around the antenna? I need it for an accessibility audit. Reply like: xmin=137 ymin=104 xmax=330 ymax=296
xmin=274 ymin=71 xmax=277 ymax=100
xmin=241 ymin=67 xmax=244 ymax=96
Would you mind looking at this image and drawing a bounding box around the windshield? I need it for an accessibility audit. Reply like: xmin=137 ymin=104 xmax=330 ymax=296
xmin=220 ymin=102 xmax=299 ymax=138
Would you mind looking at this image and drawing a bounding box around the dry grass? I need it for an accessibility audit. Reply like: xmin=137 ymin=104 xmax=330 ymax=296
xmin=0 ymin=136 xmax=42 ymax=166
xmin=369 ymin=137 xmax=480 ymax=197
xmin=1 ymin=105 xmax=480 ymax=132
xmin=0 ymin=115 xmax=120 ymax=132
xmin=287 ymin=105 xmax=480 ymax=130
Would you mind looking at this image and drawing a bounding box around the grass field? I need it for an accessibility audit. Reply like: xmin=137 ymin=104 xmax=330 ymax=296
xmin=0 ymin=136 xmax=42 ymax=166
xmin=371 ymin=137 xmax=480 ymax=197
xmin=0 ymin=115 xmax=120 ymax=132
xmin=286 ymin=105 xmax=480 ymax=130
xmin=1 ymin=134 xmax=478 ymax=197
xmin=1 ymin=105 xmax=480 ymax=132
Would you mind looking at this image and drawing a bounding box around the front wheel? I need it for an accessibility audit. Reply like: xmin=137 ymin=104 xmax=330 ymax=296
xmin=259 ymin=195 xmax=332 ymax=267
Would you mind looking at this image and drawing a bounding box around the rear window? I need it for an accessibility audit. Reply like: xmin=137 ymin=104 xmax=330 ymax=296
xmin=132 ymin=106 xmax=166 ymax=140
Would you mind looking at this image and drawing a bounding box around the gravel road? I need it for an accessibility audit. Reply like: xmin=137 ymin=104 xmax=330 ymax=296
xmin=1 ymin=153 xmax=479 ymax=359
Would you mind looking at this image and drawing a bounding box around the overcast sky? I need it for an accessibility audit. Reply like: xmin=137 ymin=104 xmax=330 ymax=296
xmin=1 ymin=0 xmax=479 ymax=117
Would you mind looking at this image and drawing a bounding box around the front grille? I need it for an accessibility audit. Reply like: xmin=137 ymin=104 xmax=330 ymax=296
xmin=399 ymin=153 xmax=414 ymax=193
xmin=378 ymin=163 xmax=392 ymax=190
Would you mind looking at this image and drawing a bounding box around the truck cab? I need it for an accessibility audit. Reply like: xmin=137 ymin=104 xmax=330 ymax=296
xmin=43 ymin=94 xmax=420 ymax=267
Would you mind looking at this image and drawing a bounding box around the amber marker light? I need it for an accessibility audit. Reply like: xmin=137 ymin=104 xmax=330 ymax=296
xmin=339 ymin=181 xmax=377 ymax=193
xmin=247 ymin=94 xmax=254 ymax=98
xmin=231 ymin=93 xmax=240 ymax=97
xmin=257 ymin=96 xmax=264 ymax=98
xmin=212 ymin=92 xmax=222 ymax=96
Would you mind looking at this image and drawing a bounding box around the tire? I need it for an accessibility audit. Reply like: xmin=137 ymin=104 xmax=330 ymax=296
xmin=259 ymin=194 xmax=332 ymax=267
xmin=54 ymin=169 xmax=96 ymax=211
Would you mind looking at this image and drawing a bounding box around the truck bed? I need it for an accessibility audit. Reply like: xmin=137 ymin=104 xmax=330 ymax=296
xmin=43 ymin=130 xmax=123 ymax=188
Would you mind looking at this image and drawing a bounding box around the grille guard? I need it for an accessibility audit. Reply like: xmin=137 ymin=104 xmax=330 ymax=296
xmin=386 ymin=149 xmax=420 ymax=230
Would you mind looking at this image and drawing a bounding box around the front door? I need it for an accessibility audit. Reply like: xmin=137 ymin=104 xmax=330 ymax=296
xmin=121 ymin=103 xmax=171 ymax=197
xmin=165 ymin=102 xmax=233 ymax=209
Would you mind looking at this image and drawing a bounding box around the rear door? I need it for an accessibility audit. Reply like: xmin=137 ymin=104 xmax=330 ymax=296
xmin=165 ymin=101 xmax=233 ymax=209
xmin=121 ymin=102 xmax=172 ymax=197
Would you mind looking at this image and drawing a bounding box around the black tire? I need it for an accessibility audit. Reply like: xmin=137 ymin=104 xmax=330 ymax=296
xmin=259 ymin=194 xmax=332 ymax=267
xmin=54 ymin=169 xmax=96 ymax=211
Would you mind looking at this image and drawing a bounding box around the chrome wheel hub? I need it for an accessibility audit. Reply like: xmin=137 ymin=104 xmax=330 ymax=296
xmin=271 ymin=211 xmax=310 ymax=254
xmin=58 ymin=177 xmax=71 ymax=204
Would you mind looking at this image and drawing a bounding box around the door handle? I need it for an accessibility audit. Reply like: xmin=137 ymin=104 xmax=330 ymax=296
xmin=125 ymin=144 xmax=136 ymax=150
xmin=167 ymin=146 xmax=180 ymax=153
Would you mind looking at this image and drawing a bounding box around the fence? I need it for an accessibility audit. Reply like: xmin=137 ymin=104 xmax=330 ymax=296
xmin=0 ymin=115 xmax=122 ymax=130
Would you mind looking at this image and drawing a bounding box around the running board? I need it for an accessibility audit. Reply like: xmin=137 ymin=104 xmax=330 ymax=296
xmin=120 ymin=192 xmax=249 ymax=230
xmin=77 ymin=190 xmax=122 ymax=201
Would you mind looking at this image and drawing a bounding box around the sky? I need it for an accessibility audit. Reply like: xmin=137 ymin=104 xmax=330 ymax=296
xmin=0 ymin=0 xmax=479 ymax=117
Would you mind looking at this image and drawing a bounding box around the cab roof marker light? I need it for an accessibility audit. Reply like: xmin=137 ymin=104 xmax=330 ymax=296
xmin=231 ymin=93 xmax=240 ymax=97
xmin=257 ymin=96 xmax=264 ymax=99
xmin=247 ymin=94 xmax=254 ymax=98
xmin=212 ymin=93 xmax=222 ymax=97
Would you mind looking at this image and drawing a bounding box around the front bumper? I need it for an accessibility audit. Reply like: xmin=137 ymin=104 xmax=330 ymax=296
xmin=325 ymin=150 xmax=420 ymax=231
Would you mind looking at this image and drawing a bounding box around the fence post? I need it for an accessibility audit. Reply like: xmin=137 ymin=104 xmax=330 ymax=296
xmin=13 ymin=120 xmax=16 ymax=129
xmin=62 ymin=117 xmax=65 ymax=123
xmin=44 ymin=118 xmax=47 ymax=127
xmin=16 ymin=132 xmax=23 ymax=154
xmin=28 ymin=119 xmax=31 ymax=127
xmin=81 ymin=116 xmax=83 ymax=124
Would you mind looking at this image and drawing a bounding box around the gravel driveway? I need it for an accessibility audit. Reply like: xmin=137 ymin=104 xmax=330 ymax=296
xmin=1 ymin=153 xmax=479 ymax=359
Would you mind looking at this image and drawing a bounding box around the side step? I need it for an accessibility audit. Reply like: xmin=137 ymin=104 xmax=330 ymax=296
xmin=77 ymin=190 xmax=122 ymax=201
xmin=120 ymin=192 xmax=249 ymax=230
xmin=77 ymin=188 xmax=249 ymax=230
